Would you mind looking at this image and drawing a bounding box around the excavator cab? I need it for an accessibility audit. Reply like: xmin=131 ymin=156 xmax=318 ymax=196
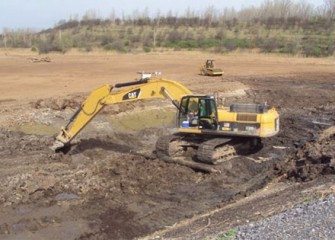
xmin=178 ymin=95 xmax=218 ymax=130
xmin=205 ymin=60 xmax=214 ymax=68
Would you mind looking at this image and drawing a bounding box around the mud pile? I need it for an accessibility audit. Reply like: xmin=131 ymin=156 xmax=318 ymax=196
xmin=0 ymin=129 xmax=61 ymax=206
xmin=276 ymin=126 xmax=335 ymax=181
xmin=34 ymin=96 xmax=84 ymax=110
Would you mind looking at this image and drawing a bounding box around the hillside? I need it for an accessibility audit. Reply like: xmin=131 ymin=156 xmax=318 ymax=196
xmin=1 ymin=0 xmax=335 ymax=57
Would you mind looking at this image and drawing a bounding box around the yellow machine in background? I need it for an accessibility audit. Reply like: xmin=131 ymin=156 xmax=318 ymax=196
xmin=200 ymin=59 xmax=224 ymax=76
xmin=52 ymin=72 xmax=279 ymax=166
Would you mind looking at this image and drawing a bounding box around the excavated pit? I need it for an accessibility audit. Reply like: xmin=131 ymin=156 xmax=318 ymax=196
xmin=0 ymin=73 xmax=334 ymax=239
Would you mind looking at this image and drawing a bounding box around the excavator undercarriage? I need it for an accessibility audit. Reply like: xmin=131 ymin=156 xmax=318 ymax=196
xmin=155 ymin=133 xmax=262 ymax=173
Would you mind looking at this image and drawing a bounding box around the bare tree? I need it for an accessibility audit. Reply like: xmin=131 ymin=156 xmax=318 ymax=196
xmin=82 ymin=9 xmax=98 ymax=21
xmin=324 ymin=0 xmax=335 ymax=19
xmin=109 ymin=9 xmax=117 ymax=23
xmin=293 ymin=1 xmax=314 ymax=20
xmin=219 ymin=7 xmax=237 ymax=21
xmin=238 ymin=6 xmax=259 ymax=21
xmin=202 ymin=6 xmax=217 ymax=27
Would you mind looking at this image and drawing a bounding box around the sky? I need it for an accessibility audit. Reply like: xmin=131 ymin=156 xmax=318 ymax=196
xmin=0 ymin=0 xmax=326 ymax=32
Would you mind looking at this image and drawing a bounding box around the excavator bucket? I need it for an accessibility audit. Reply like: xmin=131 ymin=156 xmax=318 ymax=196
xmin=50 ymin=139 xmax=65 ymax=152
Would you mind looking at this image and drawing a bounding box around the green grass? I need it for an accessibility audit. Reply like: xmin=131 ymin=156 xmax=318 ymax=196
xmin=13 ymin=124 xmax=59 ymax=136
xmin=108 ymin=108 xmax=175 ymax=132
xmin=300 ymin=192 xmax=324 ymax=205
xmin=202 ymin=229 xmax=238 ymax=240
xmin=216 ymin=229 xmax=238 ymax=240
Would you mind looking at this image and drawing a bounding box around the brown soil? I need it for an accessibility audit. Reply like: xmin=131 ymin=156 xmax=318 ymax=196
xmin=0 ymin=49 xmax=334 ymax=240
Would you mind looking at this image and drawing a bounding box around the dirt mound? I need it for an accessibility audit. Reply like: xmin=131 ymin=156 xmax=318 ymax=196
xmin=276 ymin=126 xmax=335 ymax=181
xmin=34 ymin=96 xmax=85 ymax=110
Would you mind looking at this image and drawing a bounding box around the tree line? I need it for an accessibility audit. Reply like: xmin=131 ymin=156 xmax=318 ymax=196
xmin=1 ymin=0 xmax=334 ymax=57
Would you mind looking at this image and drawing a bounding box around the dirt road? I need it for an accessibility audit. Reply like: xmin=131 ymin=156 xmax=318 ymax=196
xmin=0 ymin=49 xmax=334 ymax=239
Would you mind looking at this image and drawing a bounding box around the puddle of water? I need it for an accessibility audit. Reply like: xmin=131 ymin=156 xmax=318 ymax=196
xmin=108 ymin=108 xmax=176 ymax=131
xmin=55 ymin=193 xmax=81 ymax=201
xmin=14 ymin=124 xmax=58 ymax=136
xmin=10 ymin=108 xmax=176 ymax=137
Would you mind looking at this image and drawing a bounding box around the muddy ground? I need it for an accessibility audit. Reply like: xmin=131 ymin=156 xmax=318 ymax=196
xmin=0 ymin=51 xmax=334 ymax=239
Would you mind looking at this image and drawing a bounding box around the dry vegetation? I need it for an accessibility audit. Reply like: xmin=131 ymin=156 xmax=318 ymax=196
xmin=1 ymin=0 xmax=335 ymax=57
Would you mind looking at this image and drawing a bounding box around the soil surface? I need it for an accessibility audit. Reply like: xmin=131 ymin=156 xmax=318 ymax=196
xmin=0 ymin=49 xmax=334 ymax=240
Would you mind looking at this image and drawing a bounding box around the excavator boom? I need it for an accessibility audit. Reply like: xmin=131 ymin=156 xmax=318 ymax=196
xmin=51 ymin=76 xmax=191 ymax=151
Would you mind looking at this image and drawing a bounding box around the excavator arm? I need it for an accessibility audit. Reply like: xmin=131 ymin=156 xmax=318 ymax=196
xmin=51 ymin=77 xmax=192 ymax=151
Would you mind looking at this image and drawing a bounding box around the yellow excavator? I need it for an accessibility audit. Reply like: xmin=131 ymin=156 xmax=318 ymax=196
xmin=51 ymin=72 xmax=279 ymax=171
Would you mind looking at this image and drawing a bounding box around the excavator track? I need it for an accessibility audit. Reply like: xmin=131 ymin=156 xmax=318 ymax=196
xmin=155 ymin=135 xmax=242 ymax=173
xmin=197 ymin=138 xmax=236 ymax=164
xmin=155 ymin=135 xmax=220 ymax=173
xmin=155 ymin=135 xmax=184 ymax=158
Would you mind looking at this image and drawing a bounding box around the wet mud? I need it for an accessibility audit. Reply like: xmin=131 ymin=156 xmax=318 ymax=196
xmin=0 ymin=73 xmax=334 ymax=239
